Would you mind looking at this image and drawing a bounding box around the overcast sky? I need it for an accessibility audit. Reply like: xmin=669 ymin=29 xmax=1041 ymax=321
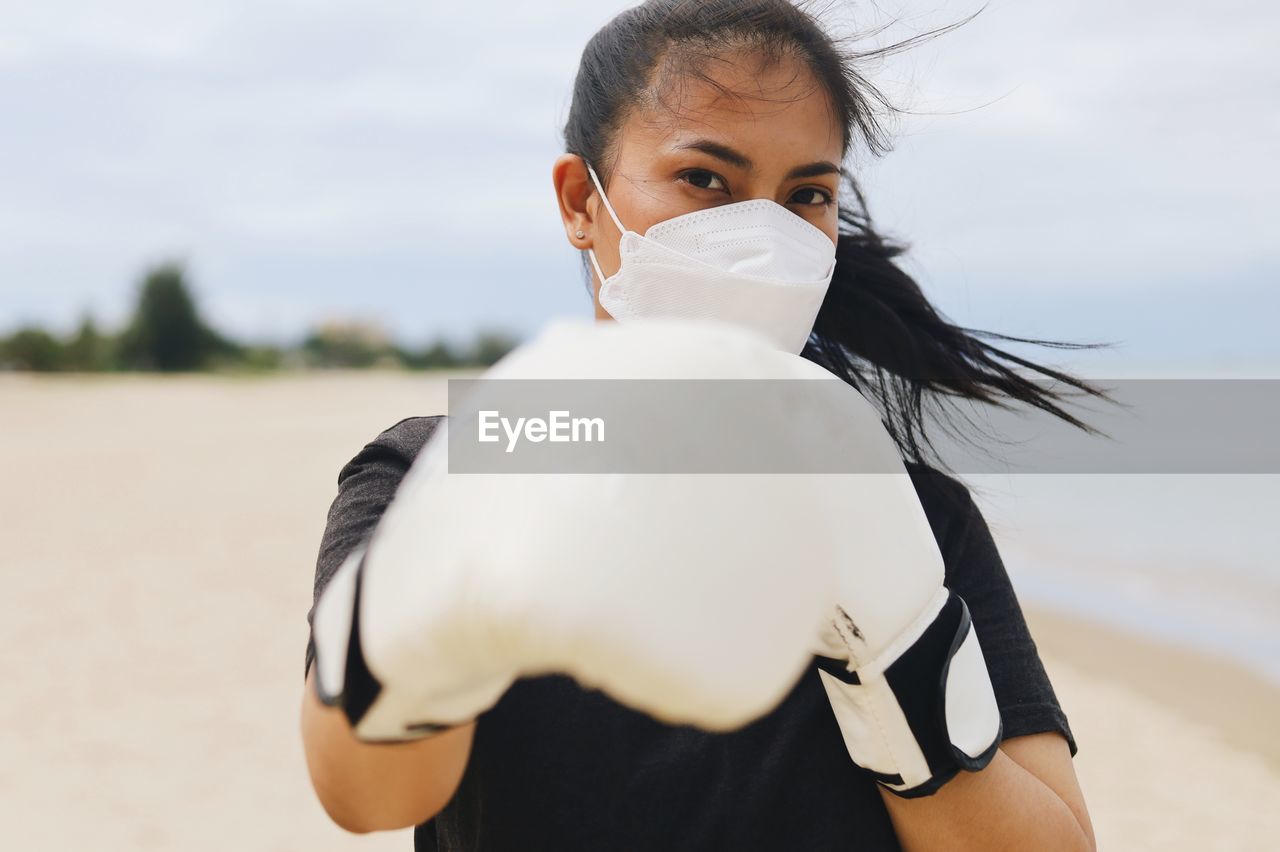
xmin=2 ymin=0 xmax=1276 ymax=367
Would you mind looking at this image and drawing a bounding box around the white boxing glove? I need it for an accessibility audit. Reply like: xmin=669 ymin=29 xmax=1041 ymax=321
xmin=309 ymin=317 xmax=856 ymax=741
xmin=788 ymin=352 xmax=1003 ymax=796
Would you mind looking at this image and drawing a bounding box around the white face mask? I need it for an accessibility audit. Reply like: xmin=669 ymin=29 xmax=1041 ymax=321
xmin=585 ymin=163 xmax=838 ymax=354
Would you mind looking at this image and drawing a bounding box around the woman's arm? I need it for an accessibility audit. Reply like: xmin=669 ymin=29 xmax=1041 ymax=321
xmin=878 ymin=732 xmax=1096 ymax=852
xmin=300 ymin=664 xmax=474 ymax=834
xmin=300 ymin=417 xmax=466 ymax=832
xmin=877 ymin=471 xmax=1094 ymax=849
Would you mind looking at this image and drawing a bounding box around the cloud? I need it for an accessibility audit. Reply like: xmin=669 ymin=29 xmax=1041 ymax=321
xmin=0 ymin=0 xmax=1275 ymax=362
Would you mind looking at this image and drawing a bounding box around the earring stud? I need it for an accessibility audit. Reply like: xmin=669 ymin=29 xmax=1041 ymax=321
xmin=575 ymin=230 xmax=586 ymax=239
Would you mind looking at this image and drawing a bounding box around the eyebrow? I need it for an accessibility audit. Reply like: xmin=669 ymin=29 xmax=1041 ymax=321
xmin=671 ymin=138 xmax=845 ymax=180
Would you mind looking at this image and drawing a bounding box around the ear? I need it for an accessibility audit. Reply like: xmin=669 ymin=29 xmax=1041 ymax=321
xmin=552 ymin=154 xmax=597 ymax=251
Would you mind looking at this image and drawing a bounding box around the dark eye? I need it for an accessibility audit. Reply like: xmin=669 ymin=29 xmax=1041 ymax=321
xmin=680 ymin=169 xmax=729 ymax=193
xmin=791 ymin=187 xmax=834 ymax=207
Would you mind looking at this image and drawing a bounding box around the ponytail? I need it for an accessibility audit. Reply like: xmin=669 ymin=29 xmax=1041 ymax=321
xmin=803 ymin=176 xmax=1115 ymax=469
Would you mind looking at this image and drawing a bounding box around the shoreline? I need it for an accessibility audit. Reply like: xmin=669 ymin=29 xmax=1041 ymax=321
xmin=1024 ymin=604 xmax=1280 ymax=769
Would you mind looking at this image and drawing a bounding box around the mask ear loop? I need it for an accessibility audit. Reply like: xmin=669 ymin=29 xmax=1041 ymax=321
xmin=584 ymin=162 xmax=628 ymax=285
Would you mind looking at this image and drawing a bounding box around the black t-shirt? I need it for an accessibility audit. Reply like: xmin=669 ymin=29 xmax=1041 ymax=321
xmin=305 ymin=415 xmax=1077 ymax=851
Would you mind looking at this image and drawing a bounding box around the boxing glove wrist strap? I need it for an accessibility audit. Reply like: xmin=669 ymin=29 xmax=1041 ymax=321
xmin=310 ymin=548 xmax=468 ymax=743
xmin=816 ymin=588 xmax=1003 ymax=798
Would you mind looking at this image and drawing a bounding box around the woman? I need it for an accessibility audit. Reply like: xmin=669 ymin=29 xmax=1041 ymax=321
xmin=301 ymin=1 xmax=1102 ymax=848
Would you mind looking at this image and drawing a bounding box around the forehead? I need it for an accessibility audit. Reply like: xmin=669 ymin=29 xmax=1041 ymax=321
xmin=619 ymin=46 xmax=844 ymax=163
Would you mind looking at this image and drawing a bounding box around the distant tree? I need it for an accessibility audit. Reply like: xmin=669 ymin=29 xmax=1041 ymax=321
xmin=469 ymin=330 xmax=520 ymax=367
xmin=397 ymin=339 xmax=462 ymax=370
xmin=236 ymin=345 xmax=284 ymax=371
xmin=206 ymin=329 xmax=243 ymax=366
xmin=118 ymin=263 xmax=224 ymax=371
xmin=64 ymin=315 xmax=114 ymax=372
xmin=1 ymin=327 xmax=67 ymax=371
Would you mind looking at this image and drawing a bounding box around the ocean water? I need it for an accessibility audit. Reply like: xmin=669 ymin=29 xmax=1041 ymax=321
xmin=962 ymin=470 xmax=1280 ymax=685
xmin=927 ymin=359 xmax=1280 ymax=684
xmin=965 ymin=473 xmax=1280 ymax=685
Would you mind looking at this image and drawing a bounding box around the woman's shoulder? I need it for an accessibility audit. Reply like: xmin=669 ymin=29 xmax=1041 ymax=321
xmin=364 ymin=414 xmax=447 ymax=457
xmin=325 ymin=415 xmax=448 ymax=494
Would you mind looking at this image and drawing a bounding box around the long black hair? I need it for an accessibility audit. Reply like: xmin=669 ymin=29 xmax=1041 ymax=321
xmin=562 ymin=0 xmax=1115 ymax=471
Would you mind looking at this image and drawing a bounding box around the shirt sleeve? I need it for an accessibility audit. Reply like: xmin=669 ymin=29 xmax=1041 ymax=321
xmin=936 ymin=477 xmax=1079 ymax=757
xmin=303 ymin=416 xmax=445 ymax=682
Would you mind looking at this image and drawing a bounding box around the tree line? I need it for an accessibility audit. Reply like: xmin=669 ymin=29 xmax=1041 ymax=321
xmin=1 ymin=263 xmax=520 ymax=373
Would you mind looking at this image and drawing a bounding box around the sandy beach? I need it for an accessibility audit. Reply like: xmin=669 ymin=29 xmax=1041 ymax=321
xmin=2 ymin=372 xmax=1276 ymax=851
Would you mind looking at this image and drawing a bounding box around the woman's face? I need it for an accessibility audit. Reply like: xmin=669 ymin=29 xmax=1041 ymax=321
xmin=554 ymin=49 xmax=845 ymax=320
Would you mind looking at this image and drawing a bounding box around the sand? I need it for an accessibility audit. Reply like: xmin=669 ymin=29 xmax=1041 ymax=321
xmin=1 ymin=372 xmax=1276 ymax=851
